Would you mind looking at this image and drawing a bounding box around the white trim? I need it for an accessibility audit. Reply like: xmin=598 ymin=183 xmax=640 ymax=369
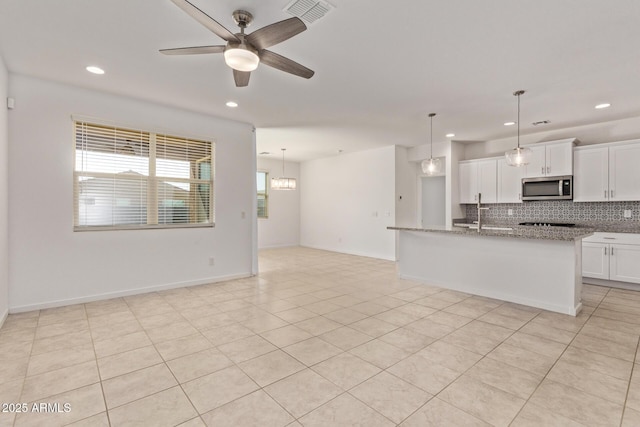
xmin=583 ymin=277 xmax=640 ymax=291
xmin=8 ymin=273 xmax=251 ymax=313
xmin=0 ymin=308 xmax=8 ymax=329
xmin=258 ymin=243 xmax=299 ymax=250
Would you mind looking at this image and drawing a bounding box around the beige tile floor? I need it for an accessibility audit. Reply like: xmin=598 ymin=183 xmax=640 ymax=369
xmin=1 ymin=246 xmax=640 ymax=426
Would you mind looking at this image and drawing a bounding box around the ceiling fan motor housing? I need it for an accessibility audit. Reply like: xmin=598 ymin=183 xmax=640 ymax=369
xmin=232 ymin=10 xmax=254 ymax=28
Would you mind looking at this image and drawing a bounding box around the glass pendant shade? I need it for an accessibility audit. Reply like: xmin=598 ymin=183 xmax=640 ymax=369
xmin=421 ymin=157 xmax=442 ymax=175
xmin=505 ymin=90 xmax=531 ymax=167
xmin=505 ymin=146 xmax=532 ymax=167
xmin=271 ymin=177 xmax=296 ymax=190
xmin=224 ymin=47 xmax=259 ymax=72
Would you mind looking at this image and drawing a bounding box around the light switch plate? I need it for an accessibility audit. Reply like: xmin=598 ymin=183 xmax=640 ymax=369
xmin=624 ymin=209 xmax=632 ymax=218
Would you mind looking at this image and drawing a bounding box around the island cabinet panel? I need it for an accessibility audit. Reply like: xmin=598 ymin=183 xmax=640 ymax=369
xmin=575 ymin=141 xmax=640 ymax=202
xmin=458 ymin=159 xmax=497 ymax=204
xmin=523 ymin=140 xmax=574 ymax=178
xmin=582 ymin=233 xmax=640 ymax=285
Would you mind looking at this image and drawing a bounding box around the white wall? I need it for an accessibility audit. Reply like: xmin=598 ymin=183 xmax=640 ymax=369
xmin=0 ymin=57 xmax=8 ymax=324
xmin=300 ymin=146 xmax=396 ymax=260
xmin=8 ymin=75 xmax=255 ymax=312
xmin=257 ymin=157 xmax=300 ymax=249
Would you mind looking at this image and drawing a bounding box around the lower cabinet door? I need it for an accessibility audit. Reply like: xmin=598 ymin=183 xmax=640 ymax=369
xmin=582 ymin=242 xmax=609 ymax=280
xmin=610 ymin=244 xmax=640 ymax=284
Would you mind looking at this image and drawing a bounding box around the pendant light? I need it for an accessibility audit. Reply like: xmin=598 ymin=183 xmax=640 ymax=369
xmin=421 ymin=113 xmax=442 ymax=175
xmin=505 ymin=90 xmax=532 ymax=167
xmin=271 ymin=148 xmax=297 ymax=190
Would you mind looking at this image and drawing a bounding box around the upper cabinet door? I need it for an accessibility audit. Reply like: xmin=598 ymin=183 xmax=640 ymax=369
xmin=546 ymin=142 xmax=573 ymax=176
xmin=497 ymin=158 xmax=523 ymax=203
xmin=477 ymin=159 xmax=498 ymax=203
xmin=523 ymin=145 xmax=547 ymax=178
xmin=458 ymin=162 xmax=478 ymax=204
xmin=609 ymin=143 xmax=640 ymax=201
xmin=574 ymin=147 xmax=608 ymax=202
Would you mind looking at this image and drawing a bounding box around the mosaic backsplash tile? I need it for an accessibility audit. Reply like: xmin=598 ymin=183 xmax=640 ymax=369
xmin=464 ymin=201 xmax=640 ymax=223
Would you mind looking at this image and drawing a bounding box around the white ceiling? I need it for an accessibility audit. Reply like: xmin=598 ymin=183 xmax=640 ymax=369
xmin=1 ymin=0 xmax=639 ymax=161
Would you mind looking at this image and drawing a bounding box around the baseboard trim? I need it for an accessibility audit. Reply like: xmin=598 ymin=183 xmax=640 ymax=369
xmin=258 ymin=243 xmax=299 ymax=250
xmin=9 ymin=273 xmax=252 ymax=313
xmin=0 ymin=308 xmax=8 ymax=329
xmin=299 ymin=244 xmax=395 ymax=261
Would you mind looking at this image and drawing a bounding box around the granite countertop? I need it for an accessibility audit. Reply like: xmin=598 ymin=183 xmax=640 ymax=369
xmin=387 ymin=224 xmax=594 ymax=241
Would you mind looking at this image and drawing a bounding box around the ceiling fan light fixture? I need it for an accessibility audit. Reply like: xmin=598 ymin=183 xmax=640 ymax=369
xmin=224 ymin=45 xmax=259 ymax=72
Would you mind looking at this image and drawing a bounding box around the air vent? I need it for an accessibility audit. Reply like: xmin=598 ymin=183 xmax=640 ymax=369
xmin=532 ymin=120 xmax=551 ymax=126
xmin=284 ymin=0 xmax=334 ymax=25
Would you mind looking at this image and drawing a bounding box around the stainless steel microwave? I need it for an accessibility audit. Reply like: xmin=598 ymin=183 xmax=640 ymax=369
xmin=522 ymin=176 xmax=573 ymax=201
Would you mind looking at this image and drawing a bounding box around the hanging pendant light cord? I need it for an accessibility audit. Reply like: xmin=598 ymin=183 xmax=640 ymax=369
xmin=428 ymin=113 xmax=436 ymax=159
xmin=281 ymin=148 xmax=285 ymax=176
xmin=513 ymin=90 xmax=525 ymax=149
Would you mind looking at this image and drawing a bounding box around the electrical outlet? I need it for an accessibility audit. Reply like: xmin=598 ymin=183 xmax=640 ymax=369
xmin=209 ymin=257 xmax=215 ymax=266
xmin=624 ymin=209 xmax=632 ymax=218
xmin=508 ymin=209 xmax=513 ymax=216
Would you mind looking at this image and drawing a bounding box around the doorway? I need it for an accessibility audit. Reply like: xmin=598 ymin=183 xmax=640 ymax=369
xmin=421 ymin=176 xmax=446 ymax=227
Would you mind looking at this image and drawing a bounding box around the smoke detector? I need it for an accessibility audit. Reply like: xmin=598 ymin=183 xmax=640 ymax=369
xmin=283 ymin=0 xmax=335 ymax=25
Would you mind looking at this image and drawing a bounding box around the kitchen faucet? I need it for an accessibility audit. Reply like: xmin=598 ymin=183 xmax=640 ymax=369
xmin=477 ymin=193 xmax=489 ymax=232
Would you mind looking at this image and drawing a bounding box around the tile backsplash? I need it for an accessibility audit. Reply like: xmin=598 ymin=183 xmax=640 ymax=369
xmin=465 ymin=201 xmax=640 ymax=223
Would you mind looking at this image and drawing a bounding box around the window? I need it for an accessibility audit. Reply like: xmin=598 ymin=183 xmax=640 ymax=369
xmin=74 ymin=121 xmax=214 ymax=230
xmin=257 ymin=171 xmax=268 ymax=218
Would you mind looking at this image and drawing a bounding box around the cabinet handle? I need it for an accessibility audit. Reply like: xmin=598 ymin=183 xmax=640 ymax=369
xmin=611 ymin=189 xmax=615 ymax=198
xmin=605 ymin=190 xmax=607 ymax=199
xmin=518 ymin=193 xmax=521 ymax=200
xmin=547 ymin=166 xmax=550 ymax=174
xmin=541 ymin=166 xmax=544 ymax=175
xmin=611 ymin=247 xmax=614 ymax=256
xmin=604 ymin=247 xmax=607 ymax=255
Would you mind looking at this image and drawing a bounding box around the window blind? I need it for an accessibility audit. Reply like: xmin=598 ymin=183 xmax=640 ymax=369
xmin=74 ymin=121 xmax=214 ymax=230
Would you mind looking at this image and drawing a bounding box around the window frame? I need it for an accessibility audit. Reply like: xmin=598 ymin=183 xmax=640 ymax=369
xmin=73 ymin=120 xmax=215 ymax=231
xmin=257 ymin=170 xmax=269 ymax=219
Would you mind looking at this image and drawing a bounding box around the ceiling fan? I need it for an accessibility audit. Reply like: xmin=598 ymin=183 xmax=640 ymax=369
xmin=160 ymin=0 xmax=315 ymax=87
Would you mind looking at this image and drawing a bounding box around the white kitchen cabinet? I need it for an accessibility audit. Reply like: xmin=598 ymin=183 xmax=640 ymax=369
xmin=582 ymin=242 xmax=609 ymax=279
xmin=609 ymin=143 xmax=640 ymax=201
xmin=497 ymin=158 xmax=523 ymax=203
xmin=523 ymin=139 xmax=575 ymax=178
xmin=573 ymin=147 xmax=608 ymax=202
xmin=582 ymin=233 xmax=640 ymax=285
xmin=458 ymin=159 xmax=497 ymax=204
xmin=574 ymin=140 xmax=640 ymax=202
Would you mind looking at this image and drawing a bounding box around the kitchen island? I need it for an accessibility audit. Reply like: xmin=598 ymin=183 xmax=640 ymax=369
xmin=388 ymin=225 xmax=593 ymax=316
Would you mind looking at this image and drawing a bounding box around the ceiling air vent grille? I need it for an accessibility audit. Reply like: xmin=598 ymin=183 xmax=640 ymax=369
xmin=284 ymin=0 xmax=334 ymax=25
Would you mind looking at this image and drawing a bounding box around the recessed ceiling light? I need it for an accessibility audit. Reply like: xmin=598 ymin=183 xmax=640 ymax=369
xmin=86 ymin=66 xmax=105 ymax=75
xmin=595 ymin=103 xmax=611 ymax=109
xmin=504 ymin=121 xmax=516 ymax=126
xmin=226 ymin=101 xmax=238 ymax=108
xmin=446 ymin=133 xmax=455 ymax=138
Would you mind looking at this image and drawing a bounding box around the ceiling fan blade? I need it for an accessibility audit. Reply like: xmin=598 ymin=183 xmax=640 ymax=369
xmin=260 ymin=50 xmax=314 ymax=79
xmin=246 ymin=17 xmax=306 ymax=50
xmin=233 ymin=70 xmax=251 ymax=87
xmin=171 ymin=0 xmax=239 ymax=43
xmin=160 ymin=45 xmax=225 ymax=55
